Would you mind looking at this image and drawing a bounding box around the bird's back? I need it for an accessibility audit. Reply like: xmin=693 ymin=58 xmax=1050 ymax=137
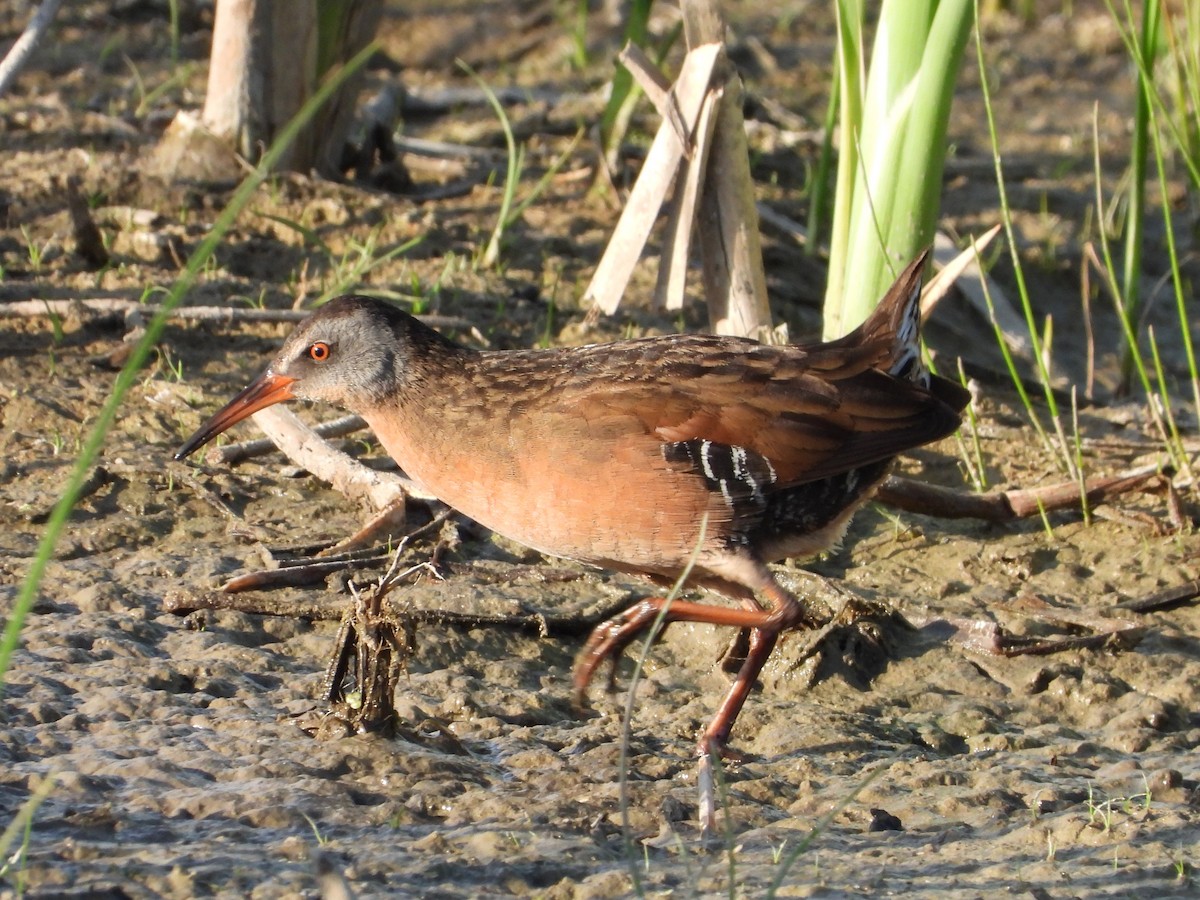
xmin=365 ymin=253 xmax=967 ymax=575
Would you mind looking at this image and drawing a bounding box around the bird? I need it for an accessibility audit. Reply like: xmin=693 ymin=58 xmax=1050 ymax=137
xmin=176 ymin=250 xmax=969 ymax=826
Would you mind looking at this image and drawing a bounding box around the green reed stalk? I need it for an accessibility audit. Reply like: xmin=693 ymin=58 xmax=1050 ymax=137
xmin=823 ymin=0 xmax=974 ymax=338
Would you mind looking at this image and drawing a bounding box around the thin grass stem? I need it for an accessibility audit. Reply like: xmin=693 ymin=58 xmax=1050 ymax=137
xmin=1117 ymin=0 xmax=1159 ymax=393
xmin=617 ymin=513 xmax=709 ymax=896
xmin=973 ymin=2 xmax=1074 ymax=475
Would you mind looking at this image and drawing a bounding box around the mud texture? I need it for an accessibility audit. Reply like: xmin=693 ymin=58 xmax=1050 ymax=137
xmin=1 ymin=1 xmax=1198 ymax=897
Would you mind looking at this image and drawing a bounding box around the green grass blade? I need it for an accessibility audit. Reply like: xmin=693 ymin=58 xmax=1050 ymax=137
xmin=973 ymin=0 xmax=1074 ymax=471
xmin=616 ymin=514 xmax=708 ymax=897
xmin=0 ymin=43 xmax=379 ymax=692
xmin=806 ymin=57 xmax=841 ymax=254
xmin=1117 ymin=0 xmax=1160 ymax=393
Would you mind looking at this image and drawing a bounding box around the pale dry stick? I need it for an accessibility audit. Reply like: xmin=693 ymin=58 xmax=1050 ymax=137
xmin=591 ymin=21 xmax=771 ymax=337
xmin=393 ymin=133 xmax=508 ymax=162
xmin=583 ymin=43 xmax=722 ymax=314
xmin=608 ymin=42 xmax=715 ymax=314
xmin=933 ymin=614 xmax=1144 ymax=658
xmin=754 ymin=218 xmax=1012 ymax=342
xmin=597 ymin=42 xmax=710 ymax=316
xmin=656 ymin=85 xmax=722 ymax=312
xmin=205 ymin=405 xmax=416 ymax=558
xmin=927 ymin=229 xmax=1044 ymax=372
xmin=1 ymin=300 xmax=309 ymax=324
xmin=401 ymin=84 xmax=575 ymax=116
xmin=925 ymin=227 xmax=1003 ymax=315
xmin=0 ymin=0 xmax=63 ymax=97
xmin=204 ymin=414 xmax=367 ymax=465
xmin=681 ymin=0 xmax=774 ymax=340
xmin=616 ymin=43 xmax=690 ymax=147
xmin=921 ymin=228 xmax=1005 ymax=322
xmin=246 ymin=406 xmax=408 ymax=514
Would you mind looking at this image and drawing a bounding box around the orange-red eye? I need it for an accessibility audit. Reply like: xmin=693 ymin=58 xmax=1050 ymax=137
xmin=308 ymin=342 xmax=331 ymax=362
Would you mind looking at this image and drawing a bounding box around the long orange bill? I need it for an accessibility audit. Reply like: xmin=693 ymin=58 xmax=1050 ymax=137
xmin=174 ymin=371 xmax=297 ymax=460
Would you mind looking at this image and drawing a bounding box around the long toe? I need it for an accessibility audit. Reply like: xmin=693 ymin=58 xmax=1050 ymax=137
xmin=572 ymin=598 xmax=670 ymax=705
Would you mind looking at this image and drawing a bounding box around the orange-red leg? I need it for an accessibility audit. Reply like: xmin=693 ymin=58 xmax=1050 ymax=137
xmin=572 ymin=582 xmax=820 ymax=756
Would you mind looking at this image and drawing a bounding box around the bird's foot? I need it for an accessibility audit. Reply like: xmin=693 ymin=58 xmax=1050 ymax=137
xmin=572 ymin=598 xmax=669 ymax=707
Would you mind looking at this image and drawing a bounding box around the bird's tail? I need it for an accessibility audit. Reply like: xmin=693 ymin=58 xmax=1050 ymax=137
xmin=835 ymin=249 xmax=931 ymax=388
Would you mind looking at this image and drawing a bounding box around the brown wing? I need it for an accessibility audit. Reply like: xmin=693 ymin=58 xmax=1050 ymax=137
xmin=557 ymin=343 xmax=963 ymax=489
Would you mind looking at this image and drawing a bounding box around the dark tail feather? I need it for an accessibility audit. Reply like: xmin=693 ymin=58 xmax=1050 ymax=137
xmin=829 ymin=249 xmax=931 ymax=386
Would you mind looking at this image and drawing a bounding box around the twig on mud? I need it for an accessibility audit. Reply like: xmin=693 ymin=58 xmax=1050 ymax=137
xmin=400 ymin=83 xmax=589 ymax=117
xmin=163 ymin=577 xmax=637 ymax=637
xmin=394 ymin=133 xmax=508 ymax=163
xmin=217 ymin=508 xmax=452 ymax=592
xmin=219 ymin=558 xmax=386 ymax=593
xmin=877 ymin=464 xmax=1171 ymax=522
xmin=933 ymin=616 xmax=1146 ymax=657
xmin=1113 ymin=579 xmax=1200 ymax=614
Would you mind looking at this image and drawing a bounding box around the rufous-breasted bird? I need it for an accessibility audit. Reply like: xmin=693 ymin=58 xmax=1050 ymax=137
xmin=176 ymin=250 xmax=969 ymax=828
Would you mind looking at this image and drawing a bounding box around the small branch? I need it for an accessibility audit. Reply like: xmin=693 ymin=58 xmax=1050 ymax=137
xmin=164 ymin=582 xmax=638 ymax=638
xmin=656 ymin=85 xmax=721 ymax=311
xmin=1113 ymin=580 xmax=1200 ymax=614
xmin=877 ymin=464 xmax=1169 ymax=522
xmin=243 ymin=406 xmax=407 ymax=513
xmin=617 ymin=44 xmax=689 ymax=147
xmin=924 ymin=227 xmax=1001 ymax=316
xmin=583 ymin=43 xmax=722 ymax=314
xmin=682 ymin=0 xmax=773 ymax=340
xmin=206 ymin=414 xmax=368 ymax=464
xmin=936 ymin=616 xmax=1146 ymax=657
xmin=0 ymin=299 xmax=475 ymax=332
xmin=400 ymin=83 xmax=584 ymax=116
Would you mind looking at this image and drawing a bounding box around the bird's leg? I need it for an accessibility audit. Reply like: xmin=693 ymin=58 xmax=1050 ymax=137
xmin=696 ymin=625 xmax=780 ymax=759
xmin=573 ymin=595 xmax=791 ymax=703
xmin=574 ymin=577 xmax=818 ymax=840
xmin=687 ymin=624 xmax=784 ymax=838
xmin=573 ymin=579 xmax=820 ymax=736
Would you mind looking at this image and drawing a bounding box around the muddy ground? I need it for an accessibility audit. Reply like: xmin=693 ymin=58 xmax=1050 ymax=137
xmin=2 ymin=1 xmax=1198 ymax=897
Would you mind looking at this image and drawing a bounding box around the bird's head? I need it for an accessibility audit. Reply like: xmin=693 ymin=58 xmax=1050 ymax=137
xmin=174 ymin=295 xmax=446 ymax=460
